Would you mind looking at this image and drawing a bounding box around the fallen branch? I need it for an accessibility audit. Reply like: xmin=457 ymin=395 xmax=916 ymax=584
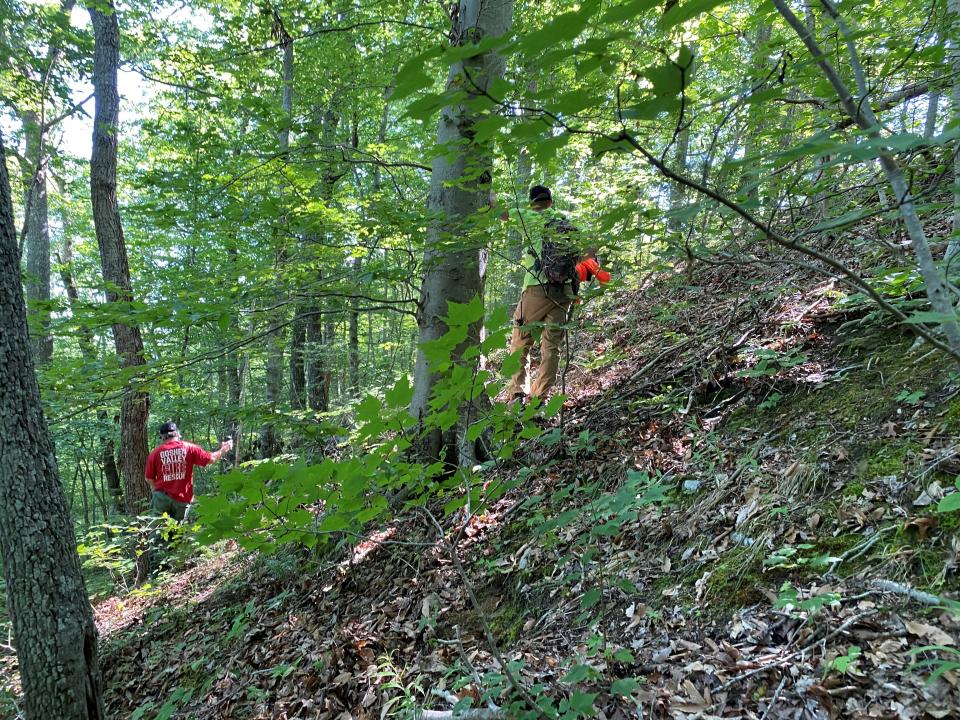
xmin=870 ymin=579 xmax=949 ymax=607
xmin=415 ymin=709 xmax=505 ymax=720
xmin=423 ymin=509 xmax=551 ymax=720
xmin=758 ymin=674 xmax=788 ymax=720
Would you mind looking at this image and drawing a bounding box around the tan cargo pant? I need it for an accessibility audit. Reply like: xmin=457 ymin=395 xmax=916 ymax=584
xmin=504 ymin=284 xmax=572 ymax=398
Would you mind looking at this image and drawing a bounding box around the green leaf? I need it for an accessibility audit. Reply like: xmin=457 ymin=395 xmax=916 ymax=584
xmin=392 ymin=47 xmax=443 ymax=101
xmin=643 ymin=61 xmax=685 ymax=97
xmin=553 ymin=88 xmax=599 ymax=115
xmin=530 ymin=132 xmax=572 ymax=164
xmin=602 ymin=0 xmax=660 ymax=22
xmin=562 ymin=663 xmax=596 ymax=684
xmin=356 ymin=395 xmax=383 ymax=424
xmin=611 ymin=677 xmax=641 ymax=696
xmin=446 ymin=295 xmax=485 ymax=327
xmin=516 ymin=5 xmax=598 ymax=56
xmin=569 ymin=690 xmax=598 ymax=715
xmin=902 ymin=311 xmax=959 ymax=325
xmin=938 ymin=493 xmax=960 ymax=513
xmin=659 ymin=0 xmax=728 ymax=31
xmin=580 ymin=587 xmax=602 ymax=609
xmin=466 ymin=419 xmax=490 ymax=442
xmin=542 ymin=393 xmax=566 ymax=418
xmin=385 ymin=374 xmax=414 ymax=408
xmin=500 ymin=349 xmax=523 ymax=378
xmin=319 ymin=513 xmax=351 ymax=533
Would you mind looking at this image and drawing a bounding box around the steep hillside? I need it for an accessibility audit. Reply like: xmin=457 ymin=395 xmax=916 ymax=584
xmin=26 ymin=240 xmax=960 ymax=719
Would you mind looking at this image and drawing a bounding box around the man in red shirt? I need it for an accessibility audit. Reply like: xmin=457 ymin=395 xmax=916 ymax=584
xmin=144 ymin=421 xmax=233 ymax=521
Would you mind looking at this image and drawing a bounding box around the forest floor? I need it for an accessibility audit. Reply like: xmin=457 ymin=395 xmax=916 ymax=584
xmin=6 ymin=231 xmax=960 ymax=719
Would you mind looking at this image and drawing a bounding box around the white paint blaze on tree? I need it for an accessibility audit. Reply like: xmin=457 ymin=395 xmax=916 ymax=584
xmin=410 ymin=0 xmax=514 ymax=463
xmin=0 ymin=129 xmax=106 ymax=719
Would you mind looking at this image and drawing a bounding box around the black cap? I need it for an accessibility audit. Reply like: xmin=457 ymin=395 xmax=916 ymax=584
xmin=529 ymin=184 xmax=552 ymax=203
xmin=158 ymin=421 xmax=178 ymax=437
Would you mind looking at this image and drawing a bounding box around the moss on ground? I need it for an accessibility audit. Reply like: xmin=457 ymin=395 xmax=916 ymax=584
xmin=857 ymin=439 xmax=920 ymax=480
xmin=704 ymin=545 xmax=768 ymax=611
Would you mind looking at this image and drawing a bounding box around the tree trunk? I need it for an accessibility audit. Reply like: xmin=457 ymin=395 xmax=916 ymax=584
xmin=740 ymin=25 xmax=771 ymax=201
xmin=409 ymin=0 xmax=514 ymax=463
xmin=349 ymin=257 xmax=361 ymax=397
xmin=290 ymin=310 xmax=307 ymax=409
xmin=21 ymin=110 xmax=53 ymax=363
xmin=924 ymin=86 xmax=940 ymax=139
xmin=89 ymin=1 xmax=151 ymax=517
xmin=306 ymin=306 xmax=328 ymax=412
xmin=667 ymin=45 xmax=695 ymax=235
xmin=0 ymin=129 xmax=106 ymax=720
xmin=261 ymin=18 xmax=294 ymax=458
xmin=502 ymin=78 xmax=534 ymax=308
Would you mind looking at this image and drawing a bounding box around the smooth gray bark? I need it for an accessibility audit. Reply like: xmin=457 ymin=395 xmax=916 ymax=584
xmin=349 ymin=256 xmax=361 ymax=396
xmin=22 ymin=111 xmax=53 ymax=363
xmin=89 ymin=1 xmax=151 ymax=515
xmin=262 ymin=20 xmax=294 ymax=457
xmin=409 ymin=0 xmax=514 ymax=463
xmin=0 ymin=129 xmax=105 ymax=720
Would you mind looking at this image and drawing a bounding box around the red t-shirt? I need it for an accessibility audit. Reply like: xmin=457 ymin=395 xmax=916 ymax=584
xmin=144 ymin=440 xmax=213 ymax=503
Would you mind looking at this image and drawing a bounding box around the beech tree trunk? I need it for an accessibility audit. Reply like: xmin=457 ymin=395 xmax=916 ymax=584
xmin=290 ymin=311 xmax=307 ymax=409
xmin=0 ymin=129 xmax=106 ymax=720
xmin=261 ymin=16 xmax=294 ymax=457
xmin=22 ymin=110 xmax=53 ymax=363
xmin=409 ymin=0 xmax=514 ymax=463
xmin=89 ymin=1 xmax=151 ymax=516
xmin=306 ymin=307 xmax=327 ymax=411
xmin=349 ymin=256 xmax=361 ymax=397
xmin=502 ymin=77 xmax=534 ymax=308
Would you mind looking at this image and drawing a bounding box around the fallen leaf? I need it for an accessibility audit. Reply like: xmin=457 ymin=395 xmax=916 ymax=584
xmin=904 ymin=620 xmax=954 ymax=646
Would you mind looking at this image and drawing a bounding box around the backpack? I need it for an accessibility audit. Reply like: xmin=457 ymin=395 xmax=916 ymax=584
xmin=532 ymin=214 xmax=581 ymax=294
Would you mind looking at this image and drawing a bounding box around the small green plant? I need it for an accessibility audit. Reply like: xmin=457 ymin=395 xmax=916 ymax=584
xmin=938 ymin=480 xmax=960 ymax=513
xmin=774 ymin=582 xmax=840 ymax=615
xmin=895 ymin=388 xmax=925 ymax=405
xmin=909 ymin=645 xmax=960 ymax=684
xmin=826 ymin=645 xmax=861 ymax=676
xmin=372 ymin=655 xmax=429 ymax=717
xmin=764 ymin=544 xmax=840 ymax=569
xmin=757 ymin=392 xmax=783 ymax=411
xmin=737 ymin=348 xmax=808 ymax=378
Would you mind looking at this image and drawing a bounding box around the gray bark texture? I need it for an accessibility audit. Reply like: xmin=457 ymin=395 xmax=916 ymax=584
xmin=262 ymin=22 xmax=294 ymax=456
xmin=290 ymin=311 xmax=307 ymax=409
xmin=22 ymin=110 xmax=53 ymax=363
xmin=409 ymin=0 xmax=514 ymax=463
xmin=349 ymin=256 xmax=362 ymax=396
xmin=89 ymin=1 xmax=151 ymax=514
xmin=0 ymin=129 xmax=106 ymax=719
xmin=306 ymin=307 xmax=328 ymax=411
xmin=502 ymin=78 xmax=534 ymax=308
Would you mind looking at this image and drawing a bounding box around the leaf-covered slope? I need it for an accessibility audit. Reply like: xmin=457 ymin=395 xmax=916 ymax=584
xmin=88 ymin=247 xmax=960 ymax=719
